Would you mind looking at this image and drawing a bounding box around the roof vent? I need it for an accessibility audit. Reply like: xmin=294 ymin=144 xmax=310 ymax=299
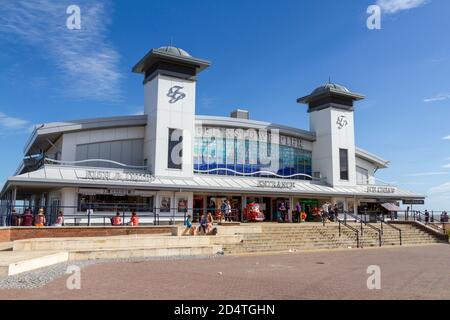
xmin=230 ymin=109 xmax=249 ymax=120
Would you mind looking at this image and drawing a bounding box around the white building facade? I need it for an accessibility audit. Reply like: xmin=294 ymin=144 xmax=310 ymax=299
xmin=0 ymin=46 xmax=425 ymax=224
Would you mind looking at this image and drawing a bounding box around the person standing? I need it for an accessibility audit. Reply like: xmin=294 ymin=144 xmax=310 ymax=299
xmin=295 ymin=202 xmax=301 ymax=223
xmin=424 ymin=210 xmax=430 ymax=224
xmin=328 ymin=203 xmax=335 ymax=222
xmin=225 ymin=200 xmax=232 ymax=222
xmin=207 ymin=200 xmax=216 ymax=216
xmin=278 ymin=201 xmax=287 ymax=223
xmin=321 ymin=202 xmax=329 ymax=222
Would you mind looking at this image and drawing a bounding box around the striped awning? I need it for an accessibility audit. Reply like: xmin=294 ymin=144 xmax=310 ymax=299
xmin=381 ymin=203 xmax=403 ymax=212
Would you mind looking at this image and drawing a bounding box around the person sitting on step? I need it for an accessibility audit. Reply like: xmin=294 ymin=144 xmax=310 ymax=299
xmin=128 ymin=211 xmax=139 ymax=226
xmin=34 ymin=208 xmax=46 ymax=227
xmin=53 ymin=211 xmax=64 ymax=227
xmin=111 ymin=212 xmax=122 ymax=226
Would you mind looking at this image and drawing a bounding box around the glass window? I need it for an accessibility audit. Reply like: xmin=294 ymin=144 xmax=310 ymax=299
xmin=339 ymin=149 xmax=349 ymax=180
xmin=78 ymin=194 xmax=153 ymax=212
xmin=193 ymin=128 xmax=312 ymax=180
xmin=356 ymin=166 xmax=369 ymax=185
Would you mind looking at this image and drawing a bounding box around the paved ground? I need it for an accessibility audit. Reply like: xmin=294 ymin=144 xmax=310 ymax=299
xmin=0 ymin=244 xmax=449 ymax=300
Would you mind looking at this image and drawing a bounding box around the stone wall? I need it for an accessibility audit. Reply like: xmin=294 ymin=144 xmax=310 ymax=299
xmin=0 ymin=226 xmax=174 ymax=242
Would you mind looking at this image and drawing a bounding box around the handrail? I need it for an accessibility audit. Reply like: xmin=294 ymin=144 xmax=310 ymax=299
xmin=346 ymin=212 xmax=382 ymax=247
xmin=338 ymin=218 xmax=360 ymax=248
xmin=383 ymin=222 xmax=402 ymax=246
xmin=411 ymin=211 xmax=446 ymax=235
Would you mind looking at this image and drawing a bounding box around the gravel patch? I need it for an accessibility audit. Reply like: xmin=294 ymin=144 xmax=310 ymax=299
xmin=0 ymin=254 xmax=224 ymax=289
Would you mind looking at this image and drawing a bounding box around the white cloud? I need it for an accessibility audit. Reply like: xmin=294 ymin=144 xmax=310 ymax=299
xmin=376 ymin=0 xmax=429 ymax=14
xmin=424 ymin=93 xmax=450 ymax=103
xmin=442 ymin=164 xmax=450 ymax=169
xmin=0 ymin=112 xmax=30 ymax=136
xmin=406 ymin=172 xmax=449 ymax=177
xmin=443 ymin=136 xmax=450 ymax=140
xmin=426 ymin=183 xmax=450 ymax=210
xmin=428 ymin=182 xmax=450 ymax=195
xmin=0 ymin=0 xmax=122 ymax=102
xmin=0 ymin=112 xmax=29 ymax=129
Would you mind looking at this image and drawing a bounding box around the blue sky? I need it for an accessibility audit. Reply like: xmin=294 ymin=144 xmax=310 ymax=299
xmin=0 ymin=0 xmax=449 ymax=210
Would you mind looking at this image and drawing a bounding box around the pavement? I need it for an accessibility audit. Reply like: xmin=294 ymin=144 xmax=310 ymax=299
xmin=0 ymin=244 xmax=449 ymax=300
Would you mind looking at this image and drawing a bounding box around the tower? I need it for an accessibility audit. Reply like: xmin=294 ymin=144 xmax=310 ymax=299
xmin=297 ymin=83 xmax=365 ymax=187
xmin=132 ymin=46 xmax=210 ymax=178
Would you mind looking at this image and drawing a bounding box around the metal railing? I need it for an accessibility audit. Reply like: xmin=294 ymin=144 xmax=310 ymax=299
xmin=346 ymin=212 xmax=382 ymax=247
xmin=0 ymin=204 xmax=181 ymax=227
xmin=401 ymin=210 xmax=448 ymax=235
xmin=337 ymin=218 xmax=360 ymax=248
xmin=381 ymin=222 xmax=402 ymax=246
xmin=0 ymin=204 xmax=245 ymax=227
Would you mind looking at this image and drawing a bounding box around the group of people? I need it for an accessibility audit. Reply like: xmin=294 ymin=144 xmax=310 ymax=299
xmin=279 ymin=201 xmax=339 ymax=223
xmin=10 ymin=208 xmax=64 ymax=227
xmin=183 ymin=213 xmax=217 ymax=236
xmin=418 ymin=210 xmax=449 ymax=223
xmin=8 ymin=208 xmax=141 ymax=227
xmin=318 ymin=202 xmax=339 ymax=222
xmin=110 ymin=212 xmax=140 ymax=226
xmin=206 ymin=199 xmax=235 ymax=223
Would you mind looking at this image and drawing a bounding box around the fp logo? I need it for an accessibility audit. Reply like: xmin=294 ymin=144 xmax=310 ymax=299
xmin=167 ymin=86 xmax=186 ymax=104
xmin=336 ymin=115 xmax=348 ymax=129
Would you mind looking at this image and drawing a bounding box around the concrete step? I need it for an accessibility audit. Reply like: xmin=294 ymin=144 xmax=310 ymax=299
xmin=0 ymin=251 xmax=69 ymax=277
xmin=69 ymin=245 xmax=223 ymax=261
xmin=13 ymin=235 xmax=242 ymax=252
xmin=0 ymin=242 xmax=13 ymax=251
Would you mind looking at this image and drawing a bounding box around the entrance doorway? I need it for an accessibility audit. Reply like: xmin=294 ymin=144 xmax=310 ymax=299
xmin=193 ymin=195 xmax=205 ymax=221
xmin=271 ymin=198 xmax=290 ymax=222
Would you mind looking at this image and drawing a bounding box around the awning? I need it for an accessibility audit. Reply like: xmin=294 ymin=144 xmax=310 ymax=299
xmin=381 ymin=203 xmax=403 ymax=212
xmin=2 ymin=165 xmax=426 ymax=200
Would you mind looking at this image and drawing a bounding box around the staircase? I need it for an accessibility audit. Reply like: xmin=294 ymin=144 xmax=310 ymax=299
xmin=0 ymin=233 xmax=243 ymax=277
xmin=223 ymin=222 xmax=446 ymax=255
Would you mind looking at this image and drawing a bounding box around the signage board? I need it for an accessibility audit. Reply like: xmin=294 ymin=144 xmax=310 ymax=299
xmin=366 ymin=186 xmax=396 ymax=194
xmin=402 ymin=199 xmax=425 ymax=205
xmin=80 ymin=170 xmax=154 ymax=183
xmin=257 ymin=180 xmax=296 ymax=190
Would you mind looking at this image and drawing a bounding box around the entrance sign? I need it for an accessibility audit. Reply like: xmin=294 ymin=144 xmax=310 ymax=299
xmin=257 ymin=180 xmax=296 ymax=190
xmin=366 ymin=186 xmax=396 ymax=194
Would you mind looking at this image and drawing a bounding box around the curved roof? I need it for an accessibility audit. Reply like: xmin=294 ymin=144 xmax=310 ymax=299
xmin=154 ymin=46 xmax=191 ymax=57
xmin=297 ymin=82 xmax=365 ymax=105
xmin=311 ymin=83 xmax=350 ymax=95
xmin=132 ymin=46 xmax=210 ymax=75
